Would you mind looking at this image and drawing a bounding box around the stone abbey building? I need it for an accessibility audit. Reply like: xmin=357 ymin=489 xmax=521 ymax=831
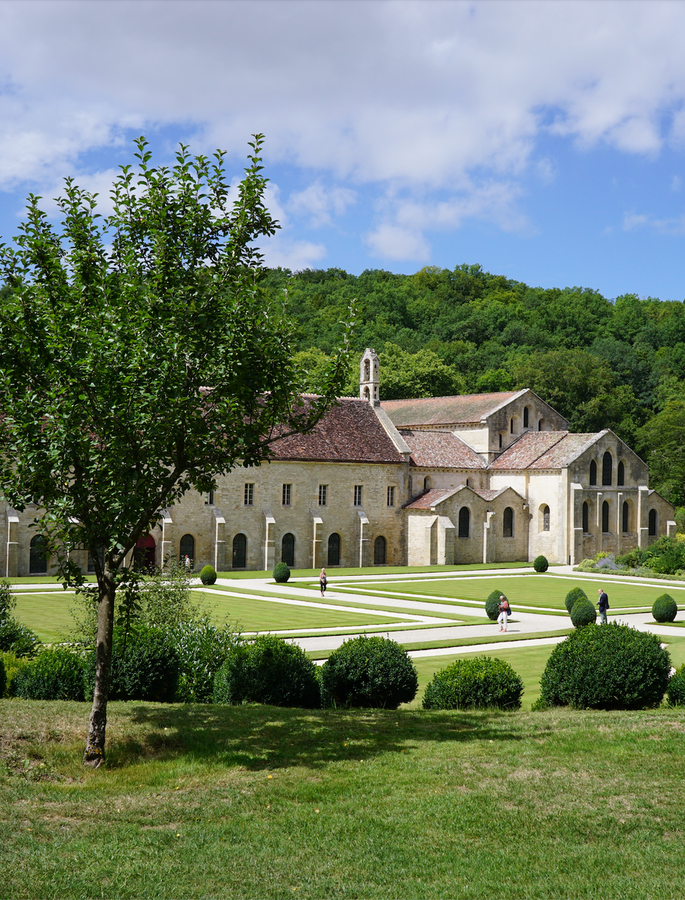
xmin=2 ymin=348 xmax=675 ymax=576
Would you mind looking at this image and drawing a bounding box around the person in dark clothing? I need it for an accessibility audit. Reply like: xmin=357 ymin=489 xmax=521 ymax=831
xmin=597 ymin=588 xmax=609 ymax=624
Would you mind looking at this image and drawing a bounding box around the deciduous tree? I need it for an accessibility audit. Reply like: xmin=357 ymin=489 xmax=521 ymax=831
xmin=0 ymin=136 xmax=350 ymax=764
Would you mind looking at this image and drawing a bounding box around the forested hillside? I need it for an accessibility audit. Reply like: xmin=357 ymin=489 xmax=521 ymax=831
xmin=263 ymin=264 xmax=685 ymax=508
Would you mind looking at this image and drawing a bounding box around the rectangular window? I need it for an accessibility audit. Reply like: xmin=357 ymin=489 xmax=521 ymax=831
xmin=244 ymin=483 xmax=254 ymax=506
xmin=354 ymin=485 xmax=363 ymax=507
xmin=205 ymin=489 xmax=214 ymax=506
xmin=282 ymin=483 xmax=292 ymax=506
xmin=387 ymin=486 xmax=395 ymax=507
xmin=318 ymin=484 xmax=328 ymax=507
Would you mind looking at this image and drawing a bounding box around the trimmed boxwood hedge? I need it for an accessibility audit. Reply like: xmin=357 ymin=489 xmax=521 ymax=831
xmin=652 ymin=593 xmax=678 ymax=623
xmin=540 ymin=623 xmax=671 ymax=710
xmin=564 ymin=587 xmax=588 ymax=614
xmin=422 ymin=656 xmax=523 ymax=710
xmin=273 ymin=562 xmax=291 ymax=583
xmin=213 ymin=634 xmax=320 ymax=708
xmin=570 ymin=598 xmax=597 ymax=627
xmin=533 ymin=555 xmax=549 ymax=573
xmin=320 ymin=635 xmax=418 ymax=709
xmin=85 ymin=627 xmax=180 ymax=703
xmin=13 ymin=648 xmax=86 ymax=701
xmin=485 ymin=589 xmax=508 ymax=621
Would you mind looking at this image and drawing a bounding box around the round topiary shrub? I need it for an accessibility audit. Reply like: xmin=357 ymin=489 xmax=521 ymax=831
xmin=667 ymin=665 xmax=685 ymax=706
xmin=320 ymin=635 xmax=418 ymax=709
xmin=570 ymin=598 xmax=597 ymax=627
xmin=213 ymin=635 xmax=320 ymax=708
xmin=564 ymin=586 xmax=588 ymax=614
xmin=652 ymin=593 xmax=678 ymax=624
xmin=273 ymin=562 xmax=291 ymax=583
xmin=533 ymin=555 xmax=549 ymax=573
xmin=485 ymin=589 xmax=508 ymax=621
xmin=540 ymin=623 xmax=671 ymax=710
xmin=422 ymin=656 xmax=523 ymax=710
xmin=13 ymin=648 xmax=86 ymax=701
xmin=0 ymin=656 xmax=6 ymax=699
xmin=200 ymin=564 xmax=217 ymax=585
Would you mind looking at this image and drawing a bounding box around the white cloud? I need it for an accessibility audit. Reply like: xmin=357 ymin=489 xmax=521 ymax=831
xmin=289 ymin=183 xmax=356 ymax=227
xmin=622 ymin=211 xmax=685 ymax=235
xmin=259 ymin=236 xmax=327 ymax=271
xmin=1 ymin=0 xmax=685 ymax=193
xmin=365 ymin=224 xmax=430 ymax=262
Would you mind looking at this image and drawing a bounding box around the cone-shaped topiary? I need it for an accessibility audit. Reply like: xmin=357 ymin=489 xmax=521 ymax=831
xmin=485 ymin=589 xmax=507 ymax=621
xmin=423 ymin=656 xmax=523 ymax=710
xmin=273 ymin=562 xmax=290 ymax=583
xmin=200 ymin=565 xmax=217 ymax=585
xmin=565 ymin=586 xmax=588 ymax=614
xmin=540 ymin=623 xmax=671 ymax=709
xmin=570 ymin=598 xmax=597 ymax=627
xmin=652 ymin=593 xmax=678 ymax=623
xmin=533 ymin=555 xmax=549 ymax=573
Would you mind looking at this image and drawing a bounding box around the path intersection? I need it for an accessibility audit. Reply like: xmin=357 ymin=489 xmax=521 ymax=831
xmin=205 ymin=565 xmax=684 ymax=661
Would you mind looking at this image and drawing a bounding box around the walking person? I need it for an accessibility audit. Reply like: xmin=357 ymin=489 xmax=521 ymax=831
xmin=497 ymin=594 xmax=510 ymax=632
xmin=597 ymin=588 xmax=609 ymax=624
xmin=319 ymin=567 xmax=327 ymax=597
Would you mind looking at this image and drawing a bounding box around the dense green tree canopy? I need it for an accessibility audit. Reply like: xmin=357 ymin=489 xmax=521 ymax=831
xmin=265 ymin=263 xmax=685 ymax=506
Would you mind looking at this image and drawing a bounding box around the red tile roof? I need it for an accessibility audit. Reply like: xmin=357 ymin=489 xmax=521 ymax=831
xmin=269 ymin=398 xmax=404 ymax=464
xmin=399 ymin=429 xmax=486 ymax=469
xmin=382 ymin=391 xmax=524 ymax=426
xmin=403 ymin=488 xmax=459 ymax=509
xmin=490 ymin=431 xmax=601 ymax=470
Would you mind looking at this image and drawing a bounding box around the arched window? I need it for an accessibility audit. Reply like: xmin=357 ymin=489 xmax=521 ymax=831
xmin=423 ymin=476 xmax=430 ymax=492
xmin=281 ymin=533 xmax=295 ymax=567
xmin=617 ymin=461 xmax=625 ymax=486
xmin=622 ymin=501 xmax=629 ymax=534
xmin=602 ymin=451 xmax=612 ymax=486
xmin=458 ymin=507 xmax=470 ymax=538
xmin=328 ymin=533 xmax=341 ymax=566
xmin=590 ymin=460 xmax=597 ymax=486
xmin=538 ymin=418 xmax=543 ymax=431
xmin=232 ymin=533 xmax=247 ymax=568
xmin=503 ymin=507 xmax=514 ymax=538
xmin=29 ymin=534 xmax=48 ymax=575
xmin=582 ymin=501 xmax=589 ymax=533
xmin=374 ymin=535 xmax=387 ymax=565
xmin=523 ymin=406 xmax=529 ymax=428
xmin=179 ymin=534 xmax=195 ymax=564
xmin=363 ymin=386 xmax=370 ymax=401
xmin=602 ymin=501 xmax=610 ymax=534
xmin=363 ymin=359 xmax=370 ymax=382
xmin=648 ymin=509 xmax=657 ymax=536
xmin=542 ymin=505 xmax=550 ymax=532
xmin=510 ymin=418 xmax=514 ymax=434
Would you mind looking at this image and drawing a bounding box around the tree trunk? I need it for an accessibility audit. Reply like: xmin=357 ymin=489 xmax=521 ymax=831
xmin=83 ymin=575 xmax=116 ymax=767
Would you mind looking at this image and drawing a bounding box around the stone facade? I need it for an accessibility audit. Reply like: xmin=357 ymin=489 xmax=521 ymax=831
xmin=0 ymin=351 xmax=676 ymax=575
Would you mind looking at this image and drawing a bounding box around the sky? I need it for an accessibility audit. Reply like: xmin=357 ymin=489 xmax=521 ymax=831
xmin=2 ymin=0 xmax=685 ymax=301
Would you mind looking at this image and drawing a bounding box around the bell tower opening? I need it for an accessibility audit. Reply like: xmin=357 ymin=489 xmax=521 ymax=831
xmin=359 ymin=348 xmax=380 ymax=406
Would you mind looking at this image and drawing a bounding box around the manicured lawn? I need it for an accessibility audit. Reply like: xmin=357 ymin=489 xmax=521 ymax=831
xmin=14 ymin=589 xmax=421 ymax=643
xmin=216 ymin=561 xmax=531 ymax=579
xmin=2 ymin=699 xmax=685 ymax=899
xmin=340 ymin=573 xmax=685 ymax=612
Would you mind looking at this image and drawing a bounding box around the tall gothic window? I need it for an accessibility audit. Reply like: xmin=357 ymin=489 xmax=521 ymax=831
xmin=590 ymin=460 xmax=597 ymax=486
xmin=582 ymin=501 xmax=589 ymax=533
xmin=458 ymin=507 xmax=470 ymax=538
xmin=617 ymin=461 xmax=625 ymax=486
xmin=602 ymin=451 xmax=612 ymax=486
xmin=503 ymin=507 xmax=514 ymax=538
xmin=602 ymin=501 xmax=610 ymax=533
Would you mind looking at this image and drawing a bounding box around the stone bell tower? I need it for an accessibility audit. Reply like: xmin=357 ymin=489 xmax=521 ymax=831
xmin=359 ymin=348 xmax=380 ymax=407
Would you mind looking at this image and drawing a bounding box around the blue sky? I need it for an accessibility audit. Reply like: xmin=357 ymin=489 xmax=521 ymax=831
xmin=2 ymin=0 xmax=685 ymax=300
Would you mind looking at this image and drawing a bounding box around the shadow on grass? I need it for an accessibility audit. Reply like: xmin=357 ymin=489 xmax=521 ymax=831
xmin=108 ymin=702 xmax=524 ymax=771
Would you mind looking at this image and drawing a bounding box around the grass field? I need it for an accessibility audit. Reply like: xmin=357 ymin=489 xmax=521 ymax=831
xmin=3 ymin=698 xmax=685 ymax=899
xmin=337 ymin=573 xmax=685 ymax=612
xmin=13 ymin=590 xmax=423 ymax=643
